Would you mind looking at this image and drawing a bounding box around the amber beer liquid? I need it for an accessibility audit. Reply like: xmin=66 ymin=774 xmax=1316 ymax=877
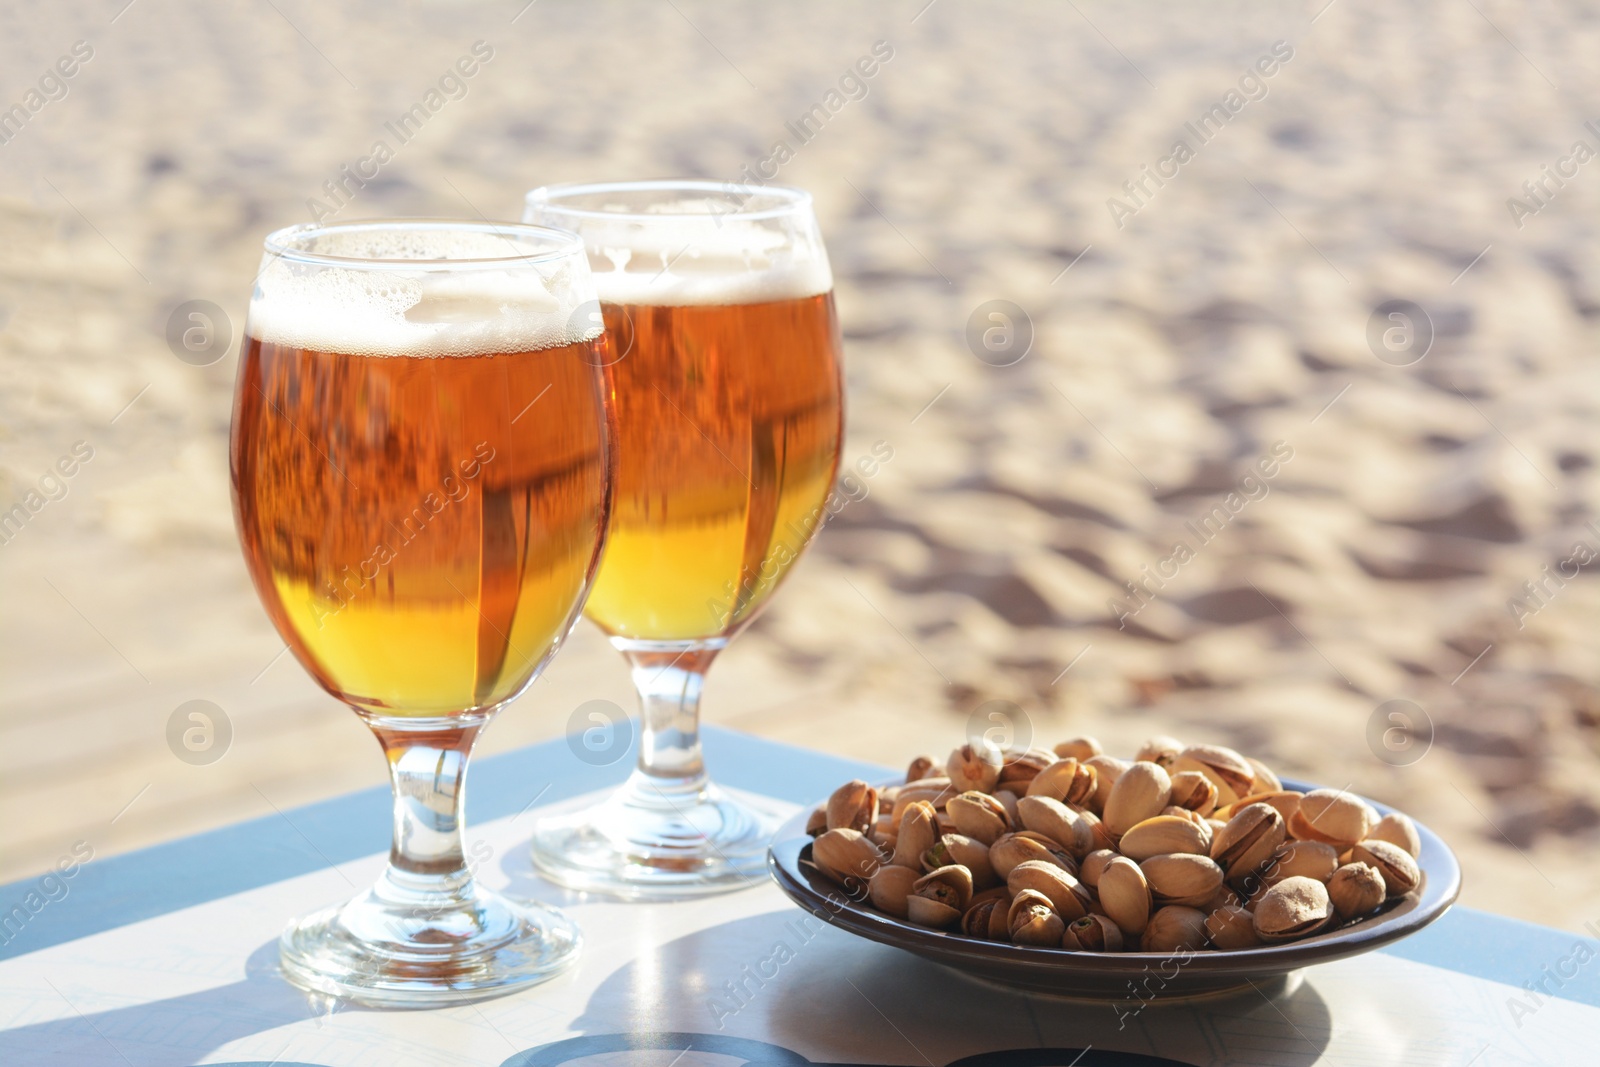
xmin=232 ymin=332 xmax=611 ymax=716
xmin=582 ymin=291 xmax=843 ymax=642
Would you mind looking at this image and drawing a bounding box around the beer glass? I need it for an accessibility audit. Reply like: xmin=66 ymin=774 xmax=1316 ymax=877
xmin=230 ymin=219 xmax=612 ymax=1004
xmin=523 ymin=181 xmax=843 ymax=898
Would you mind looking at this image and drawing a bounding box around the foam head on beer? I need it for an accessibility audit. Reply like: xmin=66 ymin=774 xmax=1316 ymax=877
xmin=248 ymin=226 xmax=600 ymax=357
xmin=532 ymin=194 xmax=834 ymax=308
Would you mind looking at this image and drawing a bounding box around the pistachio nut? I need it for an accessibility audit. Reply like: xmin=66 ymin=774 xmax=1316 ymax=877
xmin=1016 ymin=795 xmax=1094 ymax=857
xmin=894 ymin=776 xmax=956 ymax=815
xmin=1348 ymin=839 xmax=1420 ymax=898
xmin=946 ymin=743 xmax=1003 ymax=793
xmin=1053 ymin=736 xmax=1104 ymax=761
xmin=1097 ymin=855 xmax=1151 ymax=937
xmin=947 ymin=790 xmax=1012 ymax=845
xmin=997 ymin=747 xmax=1055 ymax=790
xmin=1141 ymin=853 xmax=1226 ymax=907
xmin=923 ymin=833 xmax=999 ymax=890
xmin=1061 ymin=912 xmax=1123 ymax=952
xmin=1211 ymin=802 xmax=1287 ymax=883
xmin=1078 ymin=808 xmax=1116 ymax=853
xmin=1008 ymin=889 xmax=1067 ymax=947
xmin=812 ymin=828 xmax=884 ymax=887
xmin=1082 ymin=754 xmax=1129 ymax=814
xmin=905 ymin=755 xmax=936 ymax=782
xmin=1026 ymin=757 xmax=1098 ymax=808
xmin=1079 ymin=848 xmax=1117 ymax=889
xmin=867 ymin=863 xmax=919 ymax=918
xmin=1290 ymin=789 xmax=1372 ymax=848
xmin=908 ymin=864 xmax=974 ymax=927
xmin=1134 ymin=735 xmax=1183 ymax=769
xmin=891 ymin=801 xmax=939 ymax=869
xmin=1327 ymin=861 xmax=1387 ymax=919
xmin=805 ymin=806 xmax=827 ymax=837
xmin=993 ymin=789 xmax=1022 ymax=827
xmin=988 ymin=831 xmax=1076 ymax=880
xmin=960 ymin=895 xmax=1005 ymax=939
xmin=1368 ymin=812 xmax=1422 ymax=858
xmin=1204 ymin=904 xmax=1261 ymax=950
xmin=1168 ymin=770 xmax=1220 ymax=817
xmin=826 ymin=779 xmax=879 ymax=834
xmin=1103 ymin=761 xmax=1172 ymax=840
xmin=1006 ymin=859 xmax=1090 ymax=922
xmin=1173 ymin=743 xmax=1255 ymax=805
xmin=1142 ymin=905 xmax=1209 ymax=953
xmin=1248 ymin=757 xmax=1283 ymax=794
xmin=1264 ymin=840 xmax=1340 ymax=886
xmin=1203 ymin=882 xmax=1243 ymax=913
xmin=1218 ymin=790 xmax=1303 ymax=825
xmin=1252 ymin=876 xmax=1333 ymax=942
xmin=1119 ymin=814 xmax=1211 ymax=861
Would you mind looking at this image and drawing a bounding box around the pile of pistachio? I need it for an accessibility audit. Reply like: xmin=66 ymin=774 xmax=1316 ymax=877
xmin=804 ymin=736 xmax=1423 ymax=953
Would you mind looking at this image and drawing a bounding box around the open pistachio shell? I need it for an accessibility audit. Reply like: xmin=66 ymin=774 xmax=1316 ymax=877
xmin=826 ymin=779 xmax=879 ymax=834
xmin=867 ymin=863 xmax=919 ymax=918
xmin=812 ymin=828 xmax=884 ymax=888
xmin=1062 ymin=912 xmax=1123 ymax=952
xmin=1103 ymin=761 xmax=1172 ymax=839
xmin=1005 ymin=860 xmax=1090 ymax=922
xmin=946 ymin=743 xmax=1003 ymax=793
xmin=1368 ymin=812 xmax=1422 ymax=858
xmin=1119 ymin=814 xmax=1211 ymax=861
xmin=1204 ymin=904 xmax=1261 ymax=949
xmin=1007 ymin=889 xmax=1066 ymax=946
xmin=947 ymin=790 xmax=1012 ymax=845
xmin=1252 ymin=876 xmax=1333 ymax=942
xmin=1349 ymin=839 xmax=1420 ymax=898
xmin=1142 ymin=905 xmax=1210 ymax=953
xmin=891 ymin=801 xmax=939 ymax=869
xmin=1291 ymin=789 xmax=1373 ymax=848
xmin=1173 ymin=744 xmax=1255 ymax=806
xmin=1097 ymin=855 xmax=1151 ymax=937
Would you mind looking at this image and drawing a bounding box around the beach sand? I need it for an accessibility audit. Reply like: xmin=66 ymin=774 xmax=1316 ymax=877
xmin=1 ymin=1 xmax=1596 ymax=932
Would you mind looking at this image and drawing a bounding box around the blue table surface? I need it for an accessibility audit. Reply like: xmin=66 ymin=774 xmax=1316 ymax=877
xmin=2 ymin=726 xmax=1595 ymax=1011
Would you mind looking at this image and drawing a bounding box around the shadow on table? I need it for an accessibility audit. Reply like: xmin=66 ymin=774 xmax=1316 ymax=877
xmin=501 ymin=911 xmax=1334 ymax=1067
xmin=0 ymin=940 xmax=342 ymax=1067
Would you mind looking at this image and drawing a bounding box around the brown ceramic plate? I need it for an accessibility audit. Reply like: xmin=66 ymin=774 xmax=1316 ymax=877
xmin=767 ymin=777 xmax=1461 ymax=998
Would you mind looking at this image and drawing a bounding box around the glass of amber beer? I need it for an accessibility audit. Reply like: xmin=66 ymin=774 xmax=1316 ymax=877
xmin=230 ymin=219 xmax=611 ymax=1004
xmin=523 ymin=180 xmax=843 ymax=898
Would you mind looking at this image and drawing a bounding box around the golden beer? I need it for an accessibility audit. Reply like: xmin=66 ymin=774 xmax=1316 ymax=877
xmin=582 ymin=292 xmax=843 ymax=641
xmin=232 ymin=335 xmax=610 ymax=716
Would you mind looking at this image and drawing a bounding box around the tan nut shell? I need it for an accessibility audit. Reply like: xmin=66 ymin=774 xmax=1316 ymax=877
xmin=1368 ymin=812 xmax=1422 ymax=858
xmin=988 ymin=831 xmax=1071 ymax=881
xmin=893 ymin=778 xmax=955 ymax=820
xmin=1079 ymin=848 xmax=1118 ymax=889
xmin=947 ymin=744 xmax=1003 ymax=793
xmin=1053 ymin=736 xmax=1103 ymax=761
xmin=1291 ymin=789 xmax=1373 ymax=848
xmin=1205 ymin=904 xmax=1261 ymax=949
xmin=905 ymin=755 xmax=936 ymax=782
xmin=960 ymin=895 xmax=1005 ymax=939
xmin=1349 ymin=839 xmax=1420 ymax=898
xmin=1168 ymin=770 xmax=1220 ymax=817
xmin=1026 ymin=758 xmax=1098 ymax=807
xmin=1211 ymin=802 xmax=1287 ymax=883
xmin=997 ymin=747 xmax=1055 ymax=790
xmin=1119 ymin=815 xmax=1212 ymax=861
xmin=826 ymin=779 xmax=879 ymax=833
xmin=891 ymin=801 xmax=939 ymax=869
xmin=1005 ymin=860 xmax=1090 ymax=922
xmin=1062 ymin=912 xmax=1123 ymax=952
xmin=923 ymin=833 xmax=998 ymax=889
xmin=1327 ymin=861 xmax=1386 ymax=918
xmin=867 ymin=863 xmax=919 ymax=918
xmin=1142 ymin=905 xmax=1209 ymax=953
xmin=1082 ymin=755 xmax=1128 ymax=814
xmin=1173 ymin=743 xmax=1255 ymax=805
xmin=1134 ymin=736 xmax=1183 ymax=768
xmin=812 ymin=828 xmax=884 ymax=886
xmin=1141 ymin=853 xmax=1226 ymax=906
xmin=1008 ymin=889 xmax=1067 ymax=946
xmin=1218 ymin=790 xmax=1303 ymax=824
xmin=1253 ymin=876 xmax=1333 ymax=941
xmin=1265 ymin=840 xmax=1340 ymax=886
xmin=1103 ymin=761 xmax=1172 ymax=839
xmin=1247 ymin=757 xmax=1283 ymax=794
xmin=1098 ymin=855 xmax=1151 ymax=937
xmin=946 ymin=790 xmax=1012 ymax=845
xmin=1016 ymin=795 xmax=1094 ymax=857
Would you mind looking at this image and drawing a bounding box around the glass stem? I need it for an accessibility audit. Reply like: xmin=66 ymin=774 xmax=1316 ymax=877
xmin=619 ymin=642 xmax=723 ymax=806
xmin=365 ymin=716 xmax=487 ymax=908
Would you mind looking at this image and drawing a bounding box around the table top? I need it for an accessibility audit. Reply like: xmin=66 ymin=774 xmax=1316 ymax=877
xmin=1 ymin=728 xmax=1595 ymax=1067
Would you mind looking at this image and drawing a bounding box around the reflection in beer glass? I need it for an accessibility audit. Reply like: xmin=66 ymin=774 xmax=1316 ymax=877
xmin=230 ymin=219 xmax=612 ymax=1005
xmin=524 ymin=181 xmax=844 ymax=898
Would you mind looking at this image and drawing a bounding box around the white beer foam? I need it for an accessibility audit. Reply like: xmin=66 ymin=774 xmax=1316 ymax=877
xmin=247 ymin=229 xmax=598 ymax=357
xmin=572 ymin=203 xmax=833 ymax=307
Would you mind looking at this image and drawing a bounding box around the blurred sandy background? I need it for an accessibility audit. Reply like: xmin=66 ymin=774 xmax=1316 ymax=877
xmin=1 ymin=1 xmax=1596 ymax=933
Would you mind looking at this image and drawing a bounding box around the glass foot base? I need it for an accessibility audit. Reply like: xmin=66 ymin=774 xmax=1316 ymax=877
xmin=531 ymin=778 xmax=783 ymax=900
xmin=278 ymin=879 xmax=581 ymax=1008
